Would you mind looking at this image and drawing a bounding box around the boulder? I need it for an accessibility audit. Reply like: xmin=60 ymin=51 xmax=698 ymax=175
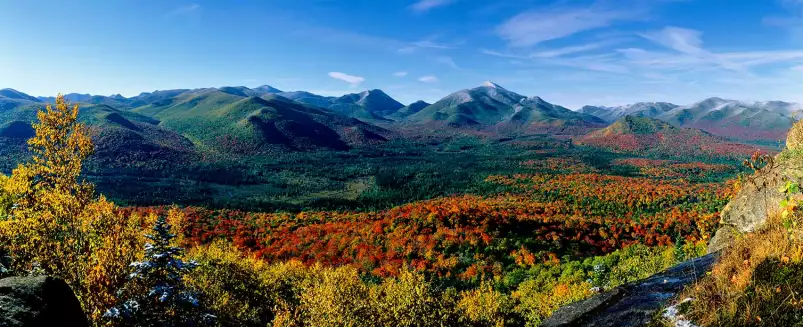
xmin=0 ymin=275 xmax=88 ymax=327
xmin=542 ymin=253 xmax=718 ymax=327
xmin=707 ymin=160 xmax=803 ymax=253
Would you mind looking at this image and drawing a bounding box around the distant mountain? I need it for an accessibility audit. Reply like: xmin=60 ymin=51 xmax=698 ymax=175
xmin=126 ymin=89 xmax=192 ymax=107
xmin=253 ymin=85 xmax=283 ymax=94
xmin=131 ymin=88 xmax=391 ymax=152
xmin=389 ymin=100 xmax=430 ymax=120
xmin=654 ymin=97 xmax=802 ymax=141
xmin=576 ymin=116 xmax=766 ymax=159
xmin=336 ymin=89 xmax=404 ymax=116
xmin=0 ymin=101 xmax=195 ymax=167
xmin=37 ymin=93 xmax=131 ymax=109
xmin=278 ymin=91 xmax=334 ymax=108
xmin=278 ymin=89 xmax=400 ymax=121
xmin=0 ymin=89 xmax=41 ymax=103
xmin=579 ymin=102 xmax=678 ymax=123
xmin=408 ymin=81 xmax=605 ymax=133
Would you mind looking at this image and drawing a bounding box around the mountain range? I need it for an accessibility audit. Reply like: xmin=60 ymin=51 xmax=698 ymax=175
xmin=576 ymin=116 xmax=764 ymax=159
xmin=581 ymin=99 xmax=801 ymax=141
xmin=0 ymin=82 xmax=797 ymax=162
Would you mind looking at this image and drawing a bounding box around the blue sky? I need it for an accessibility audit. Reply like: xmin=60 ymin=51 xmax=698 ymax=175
xmin=2 ymin=0 xmax=803 ymax=108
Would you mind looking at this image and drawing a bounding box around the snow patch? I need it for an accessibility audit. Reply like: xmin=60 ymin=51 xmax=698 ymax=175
xmin=662 ymin=297 xmax=698 ymax=327
xmin=482 ymin=81 xmax=503 ymax=89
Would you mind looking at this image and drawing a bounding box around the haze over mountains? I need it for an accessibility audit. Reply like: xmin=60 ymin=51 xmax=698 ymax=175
xmin=0 ymin=82 xmax=799 ymax=159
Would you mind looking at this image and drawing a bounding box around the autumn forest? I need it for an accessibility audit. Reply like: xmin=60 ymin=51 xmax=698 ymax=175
xmin=0 ymin=94 xmax=773 ymax=327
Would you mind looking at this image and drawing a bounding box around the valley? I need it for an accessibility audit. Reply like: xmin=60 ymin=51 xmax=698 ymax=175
xmin=0 ymin=83 xmax=783 ymax=211
xmin=0 ymin=82 xmax=791 ymax=326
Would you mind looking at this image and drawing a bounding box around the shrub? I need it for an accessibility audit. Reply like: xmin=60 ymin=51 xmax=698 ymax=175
xmin=787 ymin=119 xmax=803 ymax=151
xmin=680 ymin=182 xmax=803 ymax=326
xmin=105 ymin=213 xmax=206 ymax=327
xmin=370 ymin=268 xmax=459 ymax=327
xmin=458 ymin=282 xmax=517 ymax=327
xmin=185 ymin=241 xmax=276 ymax=327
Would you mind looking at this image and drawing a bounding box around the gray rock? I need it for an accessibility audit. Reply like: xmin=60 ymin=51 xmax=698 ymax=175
xmin=541 ymin=253 xmax=718 ymax=327
xmin=0 ymin=275 xmax=88 ymax=327
xmin=708 ymin=160 xmax=803 ymax=253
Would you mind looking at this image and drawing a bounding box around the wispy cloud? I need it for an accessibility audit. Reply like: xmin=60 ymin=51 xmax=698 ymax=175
xmin=328 ymin=72 xmax=365 ymax=86
xmin=393 ymin=71 xmax=408 ymax=77
xmin=496 ymin=3 xmax=640 ymax=47
xmin=530 ymin=38 xmax=627 ymax=58
xmin=479 ymin=49 xmax=527 ymax=59
xmin=419 ymin=75 xmax=439 ymax=83
xmin=167 ymin=3 xmax=200 ymax=17
xmin=436 ymin=56 xmax=459 ymax=69
xmin=640 ymin=27 xmax=746 ymax=73
xmin=410 ymin=0 xmax=456 ymax=13
xmin=482 ymin=43 xmax=630 ymax=74
xmin=398 ymin=39 xmax=457 ymax=54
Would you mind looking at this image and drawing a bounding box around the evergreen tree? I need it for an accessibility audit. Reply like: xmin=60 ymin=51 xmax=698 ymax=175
xmin=105 ymin=215 xmax=208 ymax=326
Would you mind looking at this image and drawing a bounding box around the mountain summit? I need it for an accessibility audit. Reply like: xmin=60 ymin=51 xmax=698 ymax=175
xmin=407 ymin=82 xmax=605 ymax=133
xmin=482 ymin=81 xmax=505 ymax=89
xmin=580 ymin=102 xmax=678 ymax=123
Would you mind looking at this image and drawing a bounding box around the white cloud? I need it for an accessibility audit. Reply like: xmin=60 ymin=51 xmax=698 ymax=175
xmin=436 ymin=56 xmax=459 ymax=69
xmin=480 ymin=49 xmax=527 ymax=59
xmin=419 ymin=75 xmax=439 ymax=83
xmin=328 ymin=72 xmax=365 ymax=86
xmin=393 ymin=71 xmax=408 ymax=77
xmin=639 ymin=26 xmax=746 ymax=73
xmin=793 ymin=65 xmax=803 ymax=71
xmin=530 ymin=38 xmax=627 ymax=58
xmin=496 ymin=4 xmax=638 ymax=47
xmin=398 ymin=40 xmax=456 ymax=54
xmin=410 ymin=0 xmax=456 ymax=13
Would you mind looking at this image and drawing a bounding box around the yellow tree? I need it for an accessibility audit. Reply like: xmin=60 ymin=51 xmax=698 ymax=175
xmin=2 ymin=94 xmax=95 ymax=276
xmin=0 ymin=174 xmax=11 ymax=218
xmin=0 ymin=95 xmax=143 ymax=322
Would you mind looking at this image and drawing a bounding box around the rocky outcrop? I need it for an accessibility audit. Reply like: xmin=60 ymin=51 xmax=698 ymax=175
xmin=708 ymin=159 xmax=803 ymax=253
xmin=0 ymin=275 xmax=88 ymax=327
xmin=542 ymin=253 xmax=718 ymax=327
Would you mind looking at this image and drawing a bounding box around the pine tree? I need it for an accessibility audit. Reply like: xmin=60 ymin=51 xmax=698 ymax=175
xmin=105 ymin=215 xmax=207 ymax=327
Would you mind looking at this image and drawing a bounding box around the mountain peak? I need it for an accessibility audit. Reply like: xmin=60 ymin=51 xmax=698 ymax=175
xmin=481 ymin=81 xmax=504 ymax=89
xmin=253 ymin=85 xmax=283 ymax=93
xmin=0 ymin=88 xmax=41 ymax=102
xmin=362 ymin=89 xmax=387 ymax=95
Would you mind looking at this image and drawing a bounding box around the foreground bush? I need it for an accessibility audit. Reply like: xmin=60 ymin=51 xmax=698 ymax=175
xmin=0 ymin=95 xmax=144 ymax=321
xmin=183 ymin=240 xmax=698 ymax=326
xmin=679 ymin=179 xmax=803 ymax=326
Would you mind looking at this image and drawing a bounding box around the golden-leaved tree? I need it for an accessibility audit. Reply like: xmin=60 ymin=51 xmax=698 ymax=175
xmin=0 ymin=174 xmax=11 ymax=219
xmin=0 ymin=95 xmax=144 ymax=322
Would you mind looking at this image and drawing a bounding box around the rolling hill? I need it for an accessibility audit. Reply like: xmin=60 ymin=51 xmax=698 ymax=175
xmin=407 ymin=81 xmax=606 ymax=133
xmin=576 ymin=116 xmax=768 ymax=159
xmin=278 ymin=89 xmax=401 ymax=121
xmin=388 ymin=100 xmax=430 ymax=120
xmin=0 ymin=98 xmax=196 ymax=169
xmin=131 ymin=88 xmax=391 ymax=152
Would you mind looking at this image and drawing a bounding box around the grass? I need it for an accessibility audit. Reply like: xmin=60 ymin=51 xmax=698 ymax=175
xmin=679 ymin=200 xmax=803 ymax=326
